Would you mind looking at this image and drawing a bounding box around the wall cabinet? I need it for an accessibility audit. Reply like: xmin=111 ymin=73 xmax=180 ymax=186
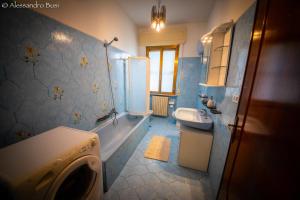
xmin=200 ymin=22 xmax=234 ymax=86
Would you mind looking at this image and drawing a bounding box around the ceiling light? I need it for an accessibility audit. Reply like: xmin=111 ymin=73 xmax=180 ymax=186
xmin=159 ymin=20 xmax=165 ymax=28
xmin=156 ymin=24 xmax=161 ymax=32
xmin=151 ymin=21 xmax=157 ymax=29
xmin=151 ymin=0 xmax=166 ymax=32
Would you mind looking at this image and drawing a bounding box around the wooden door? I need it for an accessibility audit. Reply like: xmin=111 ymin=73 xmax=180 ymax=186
xmin=218 ymin=0 xmax=300 ymax=199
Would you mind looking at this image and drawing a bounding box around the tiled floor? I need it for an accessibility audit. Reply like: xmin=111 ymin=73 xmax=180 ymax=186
xmin=104 ymin=117 xmax=213 ymax=200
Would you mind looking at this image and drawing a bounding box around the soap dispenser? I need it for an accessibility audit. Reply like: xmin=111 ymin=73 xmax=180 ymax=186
xmin=207 ymin=96 xmax=216 ymax=108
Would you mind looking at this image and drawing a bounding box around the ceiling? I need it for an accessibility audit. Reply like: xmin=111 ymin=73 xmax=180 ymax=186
xmin=116 ymin=0 xmax=216 ymax=27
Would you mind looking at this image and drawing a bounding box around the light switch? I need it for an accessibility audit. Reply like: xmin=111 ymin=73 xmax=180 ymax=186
xmin=232 ymin=95 xmax=239 ymax=103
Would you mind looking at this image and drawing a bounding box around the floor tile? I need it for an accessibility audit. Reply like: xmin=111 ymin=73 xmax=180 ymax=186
xmin=110 ymin=176 xmax=129 ymax=191
xmin=156 ymin=171 xmax=178 ymax=183
xmin=126 ymin=157 xmax=142 ymax=167
xmin=141 ymin=172 xmax=161 ymax=186
xmin=146 ymin=163 xmax=165 ymax=173
xmin=118 ymin=188 xmax=139 ymax=200
xmin=153 ymin=182 xmax=177 ymax=199
xmin=104 ymin=117 xmax=213 ymax=200
xmin=119 ymin=166 xmax=136 ymax=177
xmin=133 ymin=165 xmax=149 ymax=175
xmin=126 ymin=174 xmax=145 ymax=188
xmin=135 ymin=185 xmax=157 ymax=200
xmin=104 ymin=188 xmax=119 ymax=200
xmin=171 ymin=181 xmax=196 ymax=200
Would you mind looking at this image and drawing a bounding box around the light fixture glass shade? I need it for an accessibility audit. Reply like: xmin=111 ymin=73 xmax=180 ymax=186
xmin=156 ymin=24 xmax=161 ymax=32
xmin=160 ymin=5 xmax=166 ymax=20
xmin=159 ymin=20 xmax=165 ymax=28
xmin=151 ymin=21 xmax=157 ymax=29
xmin=151 ymin=5 xmax=157 ymax=21
xmin=150 ymin=1 xmax=166 ymax=32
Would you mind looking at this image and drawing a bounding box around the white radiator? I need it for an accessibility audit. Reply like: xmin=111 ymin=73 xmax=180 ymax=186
xmin=152 ymin=96 xmax=169 ymax=117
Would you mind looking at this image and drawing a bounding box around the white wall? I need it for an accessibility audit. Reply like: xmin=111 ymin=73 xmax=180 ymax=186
xmin=29 ymin=0 xmax=138 ymax=55
xmin=138 ymin=22 xmax=207 ymax=58
xmin=138 ymin=0 xmax=255 ymax=57
xmin=180 ymin=22 xmax=207 ymax=58
xmin=208 ymin=0 xmax=255 ymax=30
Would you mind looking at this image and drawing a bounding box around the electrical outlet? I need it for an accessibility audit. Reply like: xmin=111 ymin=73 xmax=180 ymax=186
xmin=232 ymin=95 xmax=239 ymax=103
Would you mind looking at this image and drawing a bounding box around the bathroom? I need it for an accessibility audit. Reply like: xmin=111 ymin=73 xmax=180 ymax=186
xmin=0 ymin=0 xmax=299 ymax=199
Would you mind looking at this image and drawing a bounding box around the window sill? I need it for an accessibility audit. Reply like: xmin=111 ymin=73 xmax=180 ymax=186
xmin=150 ymin=93 xmax=178 ymax=97
xmin=199 ymin=83 xmax=225 ymax=87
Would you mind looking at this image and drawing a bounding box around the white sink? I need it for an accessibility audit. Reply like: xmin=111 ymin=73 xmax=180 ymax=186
xmin=174 ymin=108 xmax=213 ymax=130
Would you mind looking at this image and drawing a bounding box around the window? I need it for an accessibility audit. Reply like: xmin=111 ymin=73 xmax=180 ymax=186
xmin=146 ymin=45 xmax=179 ymax=95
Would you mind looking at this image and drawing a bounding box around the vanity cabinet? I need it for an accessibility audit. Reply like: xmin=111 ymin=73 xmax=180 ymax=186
xmin=178 ymin=124 xmax=213 ymax=172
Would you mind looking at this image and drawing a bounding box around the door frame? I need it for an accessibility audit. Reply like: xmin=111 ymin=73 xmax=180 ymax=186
xmin=217 ymin=0 xmax=270 ymax=198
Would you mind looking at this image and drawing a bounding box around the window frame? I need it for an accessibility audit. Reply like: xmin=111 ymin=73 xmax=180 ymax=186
xmin=146 ymin=45 xmax=179 ymax=95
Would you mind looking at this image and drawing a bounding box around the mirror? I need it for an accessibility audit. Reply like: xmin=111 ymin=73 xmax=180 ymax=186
xmin=200 ymin=21 xmax=234 ymax=86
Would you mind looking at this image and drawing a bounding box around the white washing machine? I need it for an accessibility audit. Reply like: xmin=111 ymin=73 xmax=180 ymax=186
xmin=0 ymin=126 xmax=103 ymax=200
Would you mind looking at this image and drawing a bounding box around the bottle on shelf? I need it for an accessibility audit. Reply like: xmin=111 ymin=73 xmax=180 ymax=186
xmin=207 ymin=96 xmax=216 ymax=108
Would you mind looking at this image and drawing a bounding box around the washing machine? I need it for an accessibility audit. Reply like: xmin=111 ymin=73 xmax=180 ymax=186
xmin=0 ymin=126 xmax=103 ymax=200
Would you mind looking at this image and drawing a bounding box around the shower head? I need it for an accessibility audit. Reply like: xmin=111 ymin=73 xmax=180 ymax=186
xmin=104 ymin=37 xmax=119 ymax=47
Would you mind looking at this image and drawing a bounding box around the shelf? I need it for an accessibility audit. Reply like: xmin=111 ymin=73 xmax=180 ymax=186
xmin=210 ymin=65 xmax=227 ymax=69
xmin=150 ymin=93 xmax=178 ymax=97
xmin=201 ymin=102 xmax=222 ymax=114
xmin=214 ymin=45 xmax=229 ymax=51
xmin=199 ymin=83 xmax=225 ymax=87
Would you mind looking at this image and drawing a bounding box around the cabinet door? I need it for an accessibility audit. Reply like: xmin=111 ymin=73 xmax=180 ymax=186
xmin=178 ymin=128 xmax=212 ymax=172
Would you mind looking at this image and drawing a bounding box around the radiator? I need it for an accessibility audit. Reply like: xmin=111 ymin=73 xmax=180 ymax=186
xmin=152 ymin=96 xmax=169 ymax=117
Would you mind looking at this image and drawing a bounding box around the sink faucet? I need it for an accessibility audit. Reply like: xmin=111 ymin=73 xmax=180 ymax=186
xmin=199 ymin=109 xmax=208 ymax=117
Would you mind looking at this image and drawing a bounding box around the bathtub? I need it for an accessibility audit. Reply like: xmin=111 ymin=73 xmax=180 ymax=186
xmin=91 ymin=112 xmax=150 ymax=191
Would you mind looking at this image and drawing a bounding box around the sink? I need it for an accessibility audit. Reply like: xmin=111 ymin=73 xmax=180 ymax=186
xmin=174 ymin=108 xmax=213 ymax=130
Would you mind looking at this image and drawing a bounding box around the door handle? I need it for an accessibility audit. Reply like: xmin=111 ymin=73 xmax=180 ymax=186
xmin=228 ymin=117 xmax=242 ymax=144
xmin=228 ymin=124 xmax=242 ymax=128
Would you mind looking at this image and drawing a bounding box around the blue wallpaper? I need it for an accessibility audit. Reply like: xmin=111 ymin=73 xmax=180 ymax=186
xmin=0 ymin=8 xmax=126 ymax=148
xmin=198 ymin=3 xmax=257 ymax=199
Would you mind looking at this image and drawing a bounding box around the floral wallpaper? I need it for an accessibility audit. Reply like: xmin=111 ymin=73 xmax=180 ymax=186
xmin=0 ymin=8 xmax=126 ymax=148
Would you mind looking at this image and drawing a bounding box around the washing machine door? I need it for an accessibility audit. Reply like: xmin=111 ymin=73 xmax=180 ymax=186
xmin=45 ymin=155 xmax=101 ymax=200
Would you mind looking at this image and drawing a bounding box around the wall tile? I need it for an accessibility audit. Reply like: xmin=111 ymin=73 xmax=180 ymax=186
xmin=0 ymin=8 xmax=126 ymax=147
xmin=176 ymin=57 xmax=202 ymax=108
xmin=149 ymin=57 xmax=202 ymax=118
xmin=197 ymin=3 xmax=257 ymax=198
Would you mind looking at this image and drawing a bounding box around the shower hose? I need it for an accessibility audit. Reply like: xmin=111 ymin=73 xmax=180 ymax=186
xmin=97 ymin=46 xmax=118 ymax=125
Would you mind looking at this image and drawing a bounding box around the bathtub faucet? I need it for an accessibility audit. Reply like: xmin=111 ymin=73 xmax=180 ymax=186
xmin=110 ymin=108 xmax=118 ymax=126
xmin=96 ymin=108 xmax=118 ymax=125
